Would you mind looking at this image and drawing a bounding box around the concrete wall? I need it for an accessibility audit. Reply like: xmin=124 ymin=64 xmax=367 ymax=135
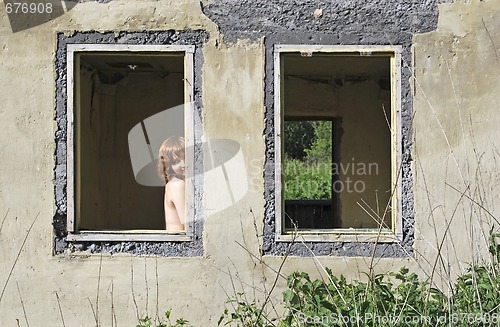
xmin=337 ymin=80 xmax=392 ymax=228
xmin=0 ymin=0 xmax=498 ymax=325
xmin=412 ymin=0 xmax=500 ymax=285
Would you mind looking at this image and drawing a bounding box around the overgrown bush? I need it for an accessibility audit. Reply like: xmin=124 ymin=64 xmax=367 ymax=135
xmin=450 ymin=232 xmax=500 ymax=326
xmin=217 ymin=233 xmax=500 ymax=327
xmin=283 ymin=120 xmax=333 ymax=201
xmin=280 ymin=267 xmax=447 ymax=326
xmin=283 ymin=158 xmax=332 ymax=200
xmin=218 ymin=292 xmax=274 ymax=327
xmin=144 ymin=234 xmax=500 ymax=327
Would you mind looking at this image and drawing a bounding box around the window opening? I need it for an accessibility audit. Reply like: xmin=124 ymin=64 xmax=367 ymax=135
xmin=66 ymin=44 xmax=195 ymax=241
xmin=274 ymin=45 xmax=402 ymax=242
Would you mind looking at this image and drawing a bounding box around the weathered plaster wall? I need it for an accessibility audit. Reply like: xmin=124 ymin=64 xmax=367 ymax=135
xmin=204 ymin=0 xmax=454 ymax=257
xmin=412 ymin=0 xmax=500 ymax=285
xmin=0 ymin=1 xmax=222 ymax=325
xmin=1 ymin=0 xmax=497 ymax=325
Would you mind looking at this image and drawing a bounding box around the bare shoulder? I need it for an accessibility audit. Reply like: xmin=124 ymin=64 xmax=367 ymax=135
xmin=166 ymin=177 xmax=185 ymax=192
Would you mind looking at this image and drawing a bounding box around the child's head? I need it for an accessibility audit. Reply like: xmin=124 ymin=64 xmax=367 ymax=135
xmin=158 ymin=136 xmax=185 ymax=184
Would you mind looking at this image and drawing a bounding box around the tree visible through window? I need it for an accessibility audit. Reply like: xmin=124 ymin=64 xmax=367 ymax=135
xmin=283 ymin=119 xmax=338 ymax=229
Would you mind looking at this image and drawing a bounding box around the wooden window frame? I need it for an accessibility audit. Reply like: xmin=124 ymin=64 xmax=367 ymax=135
xmin=66 ymin=44 xmax=195 ymax=242
xmin=274 ymin=44 xmax=403 ymax=243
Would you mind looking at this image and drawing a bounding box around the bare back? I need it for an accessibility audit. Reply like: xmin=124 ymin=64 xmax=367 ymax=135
xmin=164 ymin=177 xmax=185 ymax=232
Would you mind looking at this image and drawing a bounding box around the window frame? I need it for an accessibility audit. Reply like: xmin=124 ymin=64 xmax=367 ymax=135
xmin=274 ymin=44 xmax=403 ymax=243
xmin=65 ymin=43 xmax=195 ymax=242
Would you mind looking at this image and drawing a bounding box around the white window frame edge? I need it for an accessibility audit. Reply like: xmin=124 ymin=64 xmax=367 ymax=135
xmin=274 ymin=44 xmax=403 ymax=243
xmin=66 ymin=43 xmax=195 ymax=242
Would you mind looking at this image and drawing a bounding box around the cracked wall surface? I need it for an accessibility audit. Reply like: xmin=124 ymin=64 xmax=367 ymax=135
xmin=412 ymin=0 xmax=500 ymax=277
xmin=202 ymin=0 xmax=453 ymax=257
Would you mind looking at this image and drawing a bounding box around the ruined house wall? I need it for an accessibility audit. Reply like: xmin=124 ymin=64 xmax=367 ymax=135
xmin=201 ymin=0 xmax=453 ymax=256
xmin=0 ymin=0 xmax=498 ymax=325
xmin=412 ymin=0 xmax=500 ymax=284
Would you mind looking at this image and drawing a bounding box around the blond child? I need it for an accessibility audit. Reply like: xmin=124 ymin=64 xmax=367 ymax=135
xmin=158 ymin=136 xmax=185 ymax=232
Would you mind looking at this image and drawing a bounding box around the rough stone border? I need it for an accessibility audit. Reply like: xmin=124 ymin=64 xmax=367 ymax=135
xmin=53 ymin=31 xmax=208 ymax=256
xmin=201 ymin=0 xmax=453 ymax=257
xmin=262 ymin=37 xmax=413 ymax=257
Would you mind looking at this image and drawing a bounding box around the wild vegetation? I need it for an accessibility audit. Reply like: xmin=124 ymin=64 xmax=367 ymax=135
xmin=218 ymin=232 xmax=499 ymax=326
xmin=137 ymin=232 xmax=499 ymax=327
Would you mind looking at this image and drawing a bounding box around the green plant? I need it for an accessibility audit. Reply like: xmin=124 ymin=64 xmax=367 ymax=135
xmin=281 ymin=267 xmax=448 ymax=327
xmin=450 ymin=232 xmax=500 ymax=326
xmin=218 ymin=292 xmax=273 ymax=327
xmin=137 ymin=310 xmax=193 ymax=327
xmin=283 ymin=158 xmax=332 ymax=200
xmin=283 ymin=119 xmax=333 ymax=201
xmin=283 ymin=121 xmax=315 ymax=160
xmin=144 ymin=233 xmax=500 ymax=327
xmin=304 ymin=120 xmax=332 ymax=164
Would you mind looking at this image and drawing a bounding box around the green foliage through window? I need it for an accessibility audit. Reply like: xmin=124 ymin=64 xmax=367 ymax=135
xmin=283 ymin=120 xmax=333 ymax=200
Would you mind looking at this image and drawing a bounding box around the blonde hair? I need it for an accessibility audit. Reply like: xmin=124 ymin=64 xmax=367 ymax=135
xmin=158 ymin=136 xmax=185 ymax=184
